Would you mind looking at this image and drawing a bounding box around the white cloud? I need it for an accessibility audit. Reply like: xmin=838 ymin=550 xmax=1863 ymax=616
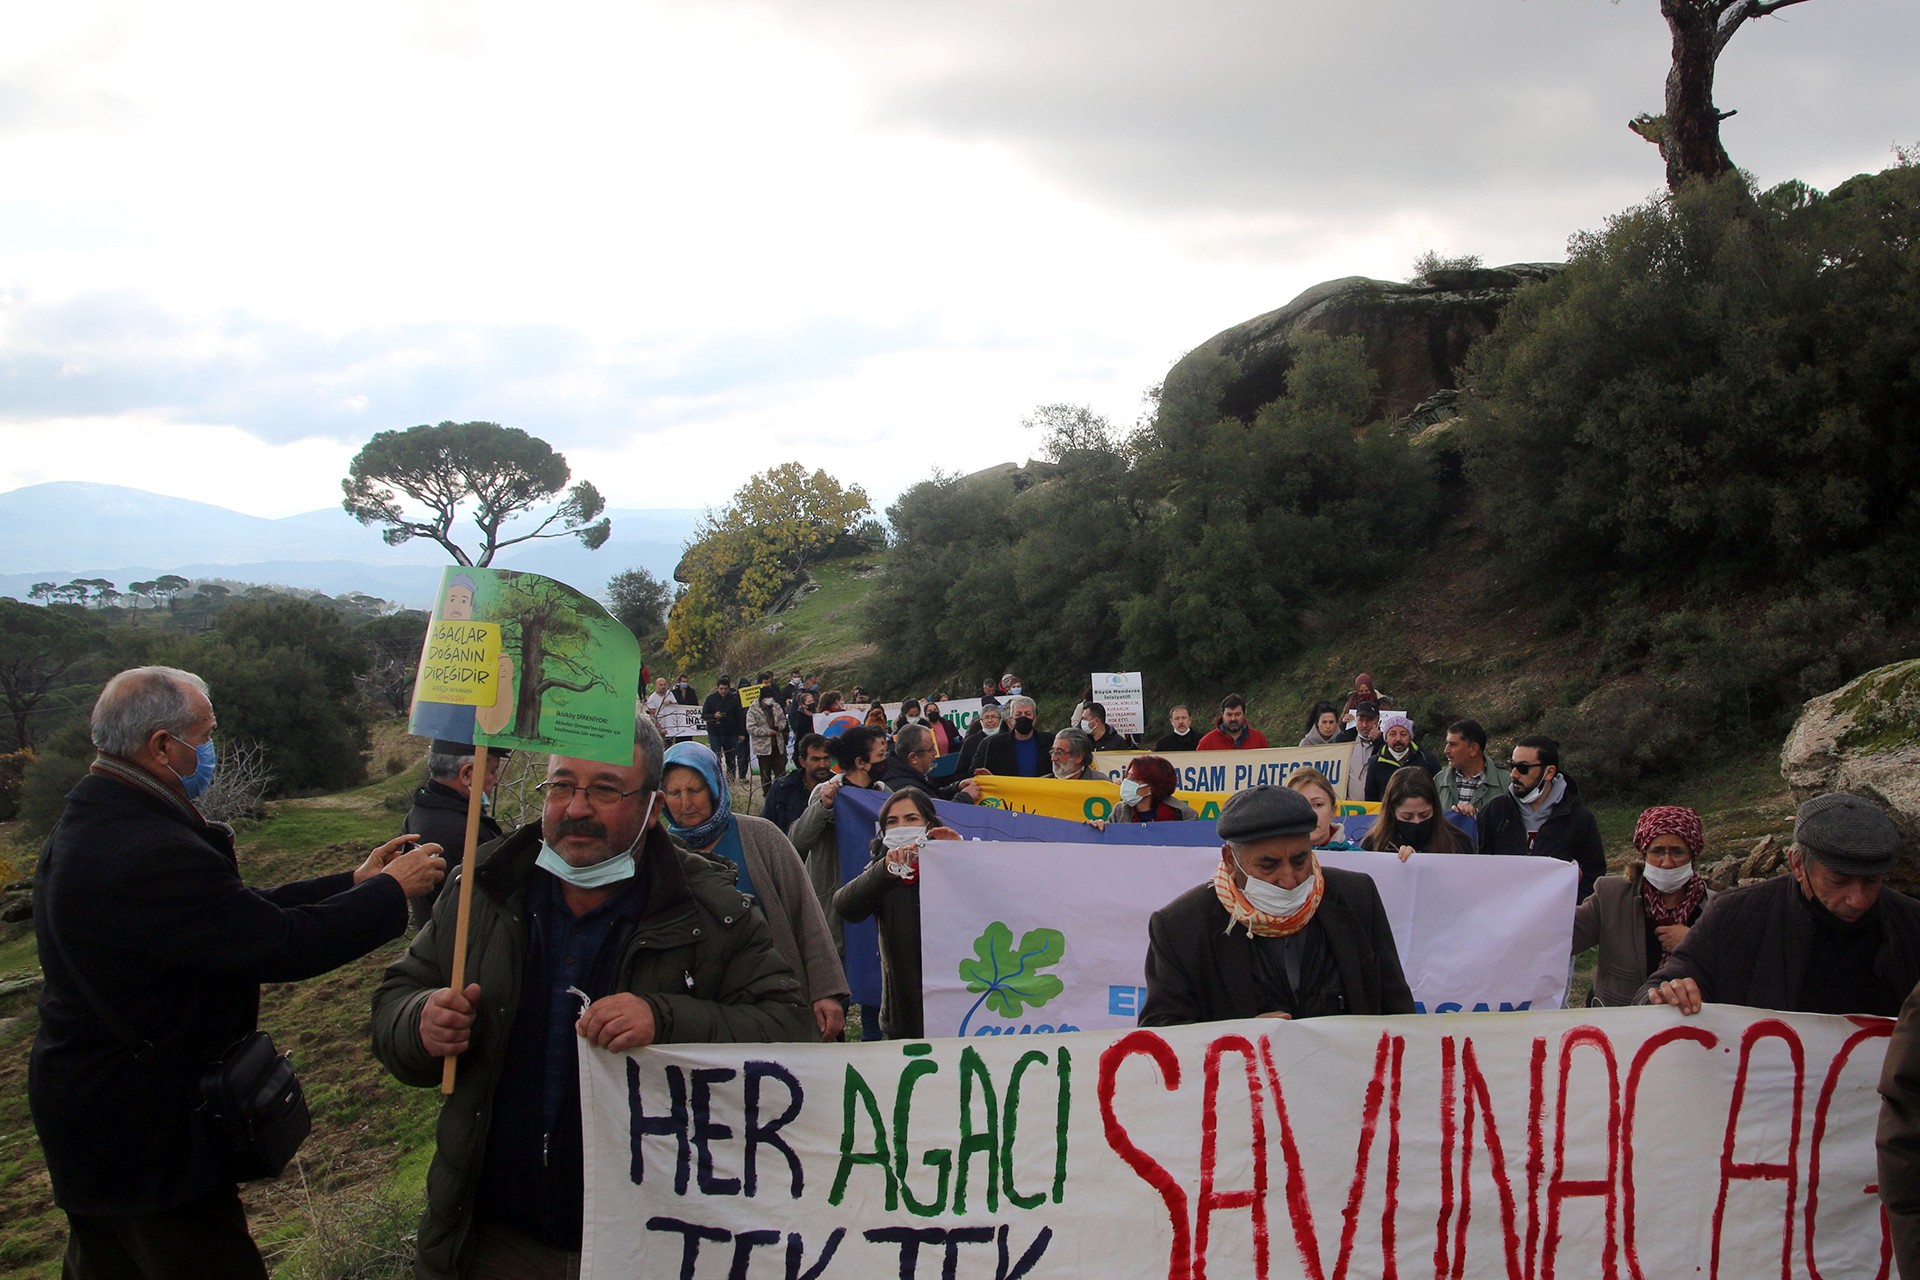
xmin=1 ymin=0 xmax=1916 ymax=522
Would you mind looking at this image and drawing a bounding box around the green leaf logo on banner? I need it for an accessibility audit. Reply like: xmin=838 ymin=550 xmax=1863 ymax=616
xmin=408 ymin=566 xmax=640 ymax=766
xmin=956 ymin=921 xmax=1065 ymax=1035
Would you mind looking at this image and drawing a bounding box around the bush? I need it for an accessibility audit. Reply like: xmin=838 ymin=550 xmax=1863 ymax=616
xmin=0 ymin=748 xmax=30 ymax=822
xmin=16 ymin=722 xmax=94 ymax=840
xmin=1463 ymin=164 xmax=1920 ymax=608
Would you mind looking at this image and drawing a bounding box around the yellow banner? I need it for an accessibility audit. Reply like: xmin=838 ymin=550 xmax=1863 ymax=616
xmin=415 ymin=619 xmax=503 ymax=704
xmin=972 ymin=774 xmax=1382 ymax=824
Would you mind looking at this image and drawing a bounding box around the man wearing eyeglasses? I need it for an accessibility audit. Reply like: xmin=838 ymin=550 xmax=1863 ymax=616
xmin=877 ymin=723 xmax=974 ymax=802
xmin=372 ymin=714 xmax=813 ymax=1280
xmin=1473 ymin=734 xmax=1606 ymax=902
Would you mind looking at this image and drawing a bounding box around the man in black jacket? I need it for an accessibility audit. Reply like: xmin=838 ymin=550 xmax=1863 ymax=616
xmin=1141 ymin=785 xmax=1413 ymax=1024
xmin=879 ymin=724 xmax=975 ymax=802
xmin=1639 ymin=793 xmax=1920 ymax=1016
xmin=1363 ymin=712 xmax=1440 ymax=802
xmin=30 ymin=666 xmax=445 ymax=1279
xmin=763 ymin=733 xmax=832 ymax=833
xmin=403 ymin=739 xmax=509 ymax=928
xmin=1475 ymin=734 xmax=1606 ymax=902
xmin=965 ymin=695 xmax=1051 ymax=784
xmin=702 ymin=675 xmax=748 ymax=784
xmin=1153 ymin=704 xmax=1201 ymax=753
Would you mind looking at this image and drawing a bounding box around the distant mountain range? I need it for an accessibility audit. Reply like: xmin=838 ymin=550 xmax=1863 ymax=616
xmin=0 ymin=482 xmax=703 ymax=608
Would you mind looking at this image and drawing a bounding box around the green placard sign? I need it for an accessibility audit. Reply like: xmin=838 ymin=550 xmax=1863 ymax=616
xmin=408 ymin=567 xmax=640 ymax=766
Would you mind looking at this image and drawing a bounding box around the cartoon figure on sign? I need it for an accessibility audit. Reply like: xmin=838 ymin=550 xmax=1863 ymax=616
xmin=409 ymin=574 xmax=514 ymax=742
xmin=441 ymin=575 xmax=515 ymax=736
xmin=957 ymin=921 xmax=1065 ymax=1036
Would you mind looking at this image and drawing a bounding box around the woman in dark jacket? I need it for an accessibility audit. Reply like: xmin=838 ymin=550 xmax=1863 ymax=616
xmin=831 ymin=788 xmax=961 ymax=1040
xmin=1361 ymin=768 xmax=1474 ymax=860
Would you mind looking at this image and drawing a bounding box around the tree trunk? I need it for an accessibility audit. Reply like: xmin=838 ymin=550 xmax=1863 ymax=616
xmin=514 ymin=622 xmax=547 ymax=740
xmin=1660 ymin=1 xmax=1737 ymax=190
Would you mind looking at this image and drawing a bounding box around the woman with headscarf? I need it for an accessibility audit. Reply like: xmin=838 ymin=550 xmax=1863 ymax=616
xmin=1341 ymin=673 xmax=1385 ymax=717
xmin=1285 ymin=768 xmax=1360 ymax=850
xmin=1360 ymin=767 xmax=1474 ymax=861
xmin=658 ymin=742 xmax=850 ymax=1040
xmin=955 ymin=703 xmax=1004 ymax=777
xmin=1572 ymin=805 xmax=1712 ymax=1007
xmin=832 ymin=788 xmax=962 ymax=1040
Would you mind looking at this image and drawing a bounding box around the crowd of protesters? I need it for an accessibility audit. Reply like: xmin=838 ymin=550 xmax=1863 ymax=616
xmin=28 ymin=659 xmax=1920 ymax=1278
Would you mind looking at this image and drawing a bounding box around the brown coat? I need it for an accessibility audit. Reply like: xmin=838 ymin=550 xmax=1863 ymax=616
xmin=1878 ymin=977 xmax=1920 ymax=1279
xmin=1572 ymin=870 xmax=1714 ymax=1008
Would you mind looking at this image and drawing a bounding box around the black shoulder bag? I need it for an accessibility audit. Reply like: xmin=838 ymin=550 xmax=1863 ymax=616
xmin=39 ymin=830 xmax=310 ymax=1182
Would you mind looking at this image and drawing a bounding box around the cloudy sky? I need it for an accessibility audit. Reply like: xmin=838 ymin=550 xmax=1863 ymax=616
xmin=2 ymin=0 xmax=1914 ymax=520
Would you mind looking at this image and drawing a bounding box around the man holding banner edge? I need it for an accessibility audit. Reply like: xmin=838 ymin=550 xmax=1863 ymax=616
xmin=1141 ymin=784 xmax=1412 ymax=1025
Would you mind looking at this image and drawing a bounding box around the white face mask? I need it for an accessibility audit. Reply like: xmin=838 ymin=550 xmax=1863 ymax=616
xmin=1118 ymin=777 xmax=1149 ymax=809
xmin=1511 ymin=774 xmax=1546 ymax=805
xmin=1079 ymin=718 xmax=1094 ymax=733
xmin=1643 ymin=861 xmax=1695 ymax=893
xmin=881 ymin=824 xmax=925 ymax=850
xmin=1241 ymin=871 xmax=1316 ymax=917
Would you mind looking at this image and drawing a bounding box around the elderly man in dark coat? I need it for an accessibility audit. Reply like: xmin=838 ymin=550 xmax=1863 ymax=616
xmin=1140 ymin=785 xmax=1413 ymax=1025
xmin=1637 ymin=793 xmax=1920 ymax=1016
xmin=30 ymin=666 xmax=446 ymax=1279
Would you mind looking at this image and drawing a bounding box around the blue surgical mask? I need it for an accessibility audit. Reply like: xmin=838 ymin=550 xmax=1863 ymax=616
xmin=174 ymin=737 xmax=217 ymax=799
xmin=537 ymin=796 xmax=654 ymax=888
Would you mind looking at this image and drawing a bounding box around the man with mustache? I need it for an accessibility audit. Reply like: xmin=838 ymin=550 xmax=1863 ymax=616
xmin=372 ymin=714 xmax=812 ymax=1279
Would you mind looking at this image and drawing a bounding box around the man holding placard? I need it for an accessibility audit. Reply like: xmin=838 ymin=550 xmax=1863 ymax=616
xmin=372 ymin=715 xmax=813 ymax=1279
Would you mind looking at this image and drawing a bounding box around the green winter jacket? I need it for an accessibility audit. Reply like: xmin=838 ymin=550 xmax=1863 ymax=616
xmin=371 ymin=821 xmax=814 ymax=1279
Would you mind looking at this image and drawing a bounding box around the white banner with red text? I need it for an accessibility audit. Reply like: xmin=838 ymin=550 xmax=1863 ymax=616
xmin=580 ymin=1006 xmax=1894 ymax=1280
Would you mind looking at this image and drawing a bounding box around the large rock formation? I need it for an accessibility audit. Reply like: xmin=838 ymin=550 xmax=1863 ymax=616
xmin=1163 ymin=263 xmax=1562 ymax=424
xmin=1780 ymin=657 xmax=1920 ymax=883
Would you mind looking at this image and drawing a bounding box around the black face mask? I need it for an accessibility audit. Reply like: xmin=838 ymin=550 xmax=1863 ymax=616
xmin=1013 ymin=716 xmax=1036 ymax=736
xmin=1401 ymin=817 xmax=1439 ymax=849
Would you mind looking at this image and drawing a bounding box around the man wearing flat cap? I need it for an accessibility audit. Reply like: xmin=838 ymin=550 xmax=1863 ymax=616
xmin=1636 ymin=793 xmax=1920 ymax=1015
xmin=403 ymin=739 xmax=510 ymax=928
xmin=1139 ymin=785 xmax=1413 ymax=1025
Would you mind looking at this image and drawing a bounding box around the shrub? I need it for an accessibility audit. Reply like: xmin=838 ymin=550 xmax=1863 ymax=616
xmin=0 ymin=749 xmax=31 ymax=822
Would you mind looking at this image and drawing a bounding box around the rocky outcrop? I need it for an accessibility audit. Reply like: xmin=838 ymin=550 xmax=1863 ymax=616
xmin=1780 ymin=657 xmax=1920 ymax=882
xmin=1163 ymin=263 xmax=1562 ymax=425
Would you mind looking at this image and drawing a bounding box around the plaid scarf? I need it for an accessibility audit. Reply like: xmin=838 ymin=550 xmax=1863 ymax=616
xmin=1641 ymin=874 xmax=1708 ymax=959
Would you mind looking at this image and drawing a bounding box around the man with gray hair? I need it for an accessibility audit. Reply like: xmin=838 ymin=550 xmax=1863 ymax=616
xmin=1637 ymin=793 xmax=1920 ymax=1015
xmin=30 ymin=666 xmax=446 ymax=1279
xmin=372 ymin=712 xmax=813 ymax=1279
xmin=1048 ymin=727 xmax=1100 ymax=781
xmin=878 ymin=722 xmax=973 ymax=802
xmin=403 ymin=739 xmax=511 ymax=928
xmin=965 ymin=693 xmax=1051 ymax=786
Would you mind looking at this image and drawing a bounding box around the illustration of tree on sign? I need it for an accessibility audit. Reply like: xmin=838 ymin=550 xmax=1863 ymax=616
xmin=492 ymin=574 xmax=621 ymax=742
xmin=956 ymin=921 xmax=1066 ymax=1036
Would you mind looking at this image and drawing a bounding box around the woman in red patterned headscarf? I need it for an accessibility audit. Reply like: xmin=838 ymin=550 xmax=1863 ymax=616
xmin=1571 ymin=805 xmax=1712 ymax=1006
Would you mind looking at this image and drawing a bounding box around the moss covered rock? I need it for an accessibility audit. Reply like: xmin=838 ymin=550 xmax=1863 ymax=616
xmin=1781 ymin=658 xmax=1920 ymax=884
